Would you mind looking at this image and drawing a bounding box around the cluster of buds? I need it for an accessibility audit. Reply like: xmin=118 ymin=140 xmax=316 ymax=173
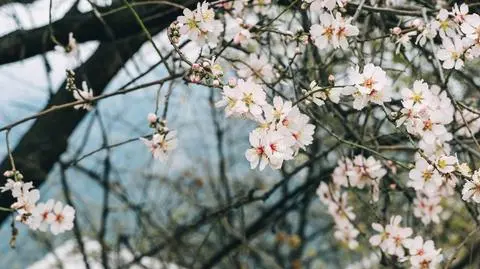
xmin=147 ymin=113 xmax=168 ymax=134
xmin=141 ymin=113 xmax=178 ymax=161
xmin=188 ymin=57 xmax=224 ymax=86
xmin=168 ymin=22 xmax=181 ymax=44
xmin=65 ymin=70 xmax=76 ymax=92
xmin=3 ymin=170 xmax=23 ymax=181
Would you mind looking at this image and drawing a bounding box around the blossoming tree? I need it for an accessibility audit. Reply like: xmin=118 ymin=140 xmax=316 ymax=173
xmin=1 ymin=0 xmax=480 ymax=268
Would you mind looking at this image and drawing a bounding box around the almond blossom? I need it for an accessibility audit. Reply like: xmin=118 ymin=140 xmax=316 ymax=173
xmin=332 ymin=13 xmax=359 ymax=49
xmin=317 ymin=182 xmax=360 ymax=249
xmin=49 ymin=201 xmax=76 ymax=235
xmin=1 ymin=176 xmax=76 ymax=235
xmin=436 ymin=9 xmax=457 ymax=38
xmin=176 ymin=1 xmax=222 ymax=47
xmin=384 ymin=216 xmax=412 ymax=258
xmin=437 ymin=37 xmax=465 ymax=70
xmin=73 ymin=81 xmax=94 ymax=111
xmin=216 ymin=79 xmax=267 ymax=118
xmin=369 ymin=215 xmax=412 ymax=258
xmin=404 ymin=236 xmax=443 ymax=269
xmin=344 ymin=63 xmax=391 ymax=110
xmin=245 ymin=128 xmax=295 ymax=170
xmin=310 ymin=12 xmax=358 ymax=50
xmin=369 ymin=222 xmax=390 ymax=251
xmin=310 ymin=13 xmax=336 ymax=50
xmin=413 ymin=195 xmax=442 ymax=225
xmin=237 ymin=54 xmax=275 ymax=83
xmin=334 ymin=223 xmax=360 ymax=249
xmin=435 ymin=155 xmax=457 ymax=174
xmin=452 ymin=3 xmax=469 ymax=24
xmin=462 ymin=169 xmax=480 ymax=203
xmin=29 ymin=199 xmax=55 ymax=232
xmin=408 ymin=157 xmax=442 ymax=196
xmin=461 ymin=13 xmax=480 ymax=57
xmin=140 ymin=131 xmax=178 ymax=162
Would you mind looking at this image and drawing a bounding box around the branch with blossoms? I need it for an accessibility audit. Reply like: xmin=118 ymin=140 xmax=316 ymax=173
xmin=157 ymin=0 xmax=480 ymax=267
xmin=2 ymin=0 xmax=480 ymax=267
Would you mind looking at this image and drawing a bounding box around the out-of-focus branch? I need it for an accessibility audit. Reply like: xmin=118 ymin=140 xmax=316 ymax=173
xmin=0 ymin=34 xmax=155 ymax=225
xmin=0 ymin=0 xmax=197 ymax=65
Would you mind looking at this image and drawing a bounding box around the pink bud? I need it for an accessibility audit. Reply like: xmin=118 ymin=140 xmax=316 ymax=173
xmin=228 ymin=78 xmax=237 ymax=87
xmin=192 ymin=63 xmax=201 ymax=70
xmin=147 ymin=113 xmax=157 ymax=124
xmin=392 ymin=27 xmax=402 ymax=35
xmin=190 ymin=74 xmax=201 ymax=83
xmin=3 ymin=170 xmax=13 ymax=177
xmin=412 ymin=19 xmax=424 ymax=28
xmin=328 ymin=74 xmax=335 ymax=84
xmin=233 ymin=33 xmax=244 ymax=44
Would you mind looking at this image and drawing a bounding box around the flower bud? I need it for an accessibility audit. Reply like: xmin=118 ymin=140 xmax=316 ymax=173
xmin=192 ymin=63 xmax=201 ymax=70
xmin=228 ymin=78 xmax=237 ymax=87
xmin=147 ymin=113 xmax=158 ymax=124
xmin=328 ymin=74 xmax=335 ymax=85
xmin=3 ymin=170 xmax=13 ymax=177
xmin=190 ymin=74 xmax=201 ymax=83
xmin=391 ymin=27 xmax=402 ymax=35
xmin=213 ymin=79 xmax=220 ymax=86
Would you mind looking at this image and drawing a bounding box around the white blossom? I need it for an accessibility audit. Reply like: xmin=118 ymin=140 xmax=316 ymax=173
xmin=344 ymin=64 xmax=391 ymax=110
xmin=462 ymin=169 xmax=480 ymax=203
xmin=140 ymin=131 xmax=178 ymax=162
xmin=73 ymin=81 xmax=94 ymax=111
xmin=49 ymin=201 xmax=76 ymax=235
xmin=437 ymin=37 xmax=465 ymax=70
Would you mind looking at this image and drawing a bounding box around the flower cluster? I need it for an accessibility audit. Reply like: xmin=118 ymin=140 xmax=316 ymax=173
xmin=1 ymin=171 xmax=75 ymax=235
xmin=332 ymin=155 xmax=387 ymax=201
xmin=65 ymin=70 xmax=94 ymax=111
xmin=217 ymin=80 xmax=315 ymax=170
xmin=237 ymin=54 xmax=275 ymax=84
xmin=397 ymin=80 xmax=453 ymax=150
xmin=316 ymin=182 xmax=359 ymax=249
xmin=344 ymin=63 xmax=391 ymax=110
xmin=369 ymin=216 xmax=442 ymax=268
xmin=391 ymin=4 xmax=479 ymax=69
xmin=315 ymin=155 xmax=386 ymax=248
xmin=394 ymin=80 xmax=463 ymax=224
xmin=310 ymin=12 xmax=359 ymax=50
xmin=188 ymin=57 xmax=224 ymax=85
xmin=176 ymin=1 xmax=222 ymax=47
xmin=140 ymin=113 xmax=178 ymax=162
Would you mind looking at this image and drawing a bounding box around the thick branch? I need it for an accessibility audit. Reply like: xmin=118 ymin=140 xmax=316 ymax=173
xmin=0 ymin=0 xmax=194 ymax=65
